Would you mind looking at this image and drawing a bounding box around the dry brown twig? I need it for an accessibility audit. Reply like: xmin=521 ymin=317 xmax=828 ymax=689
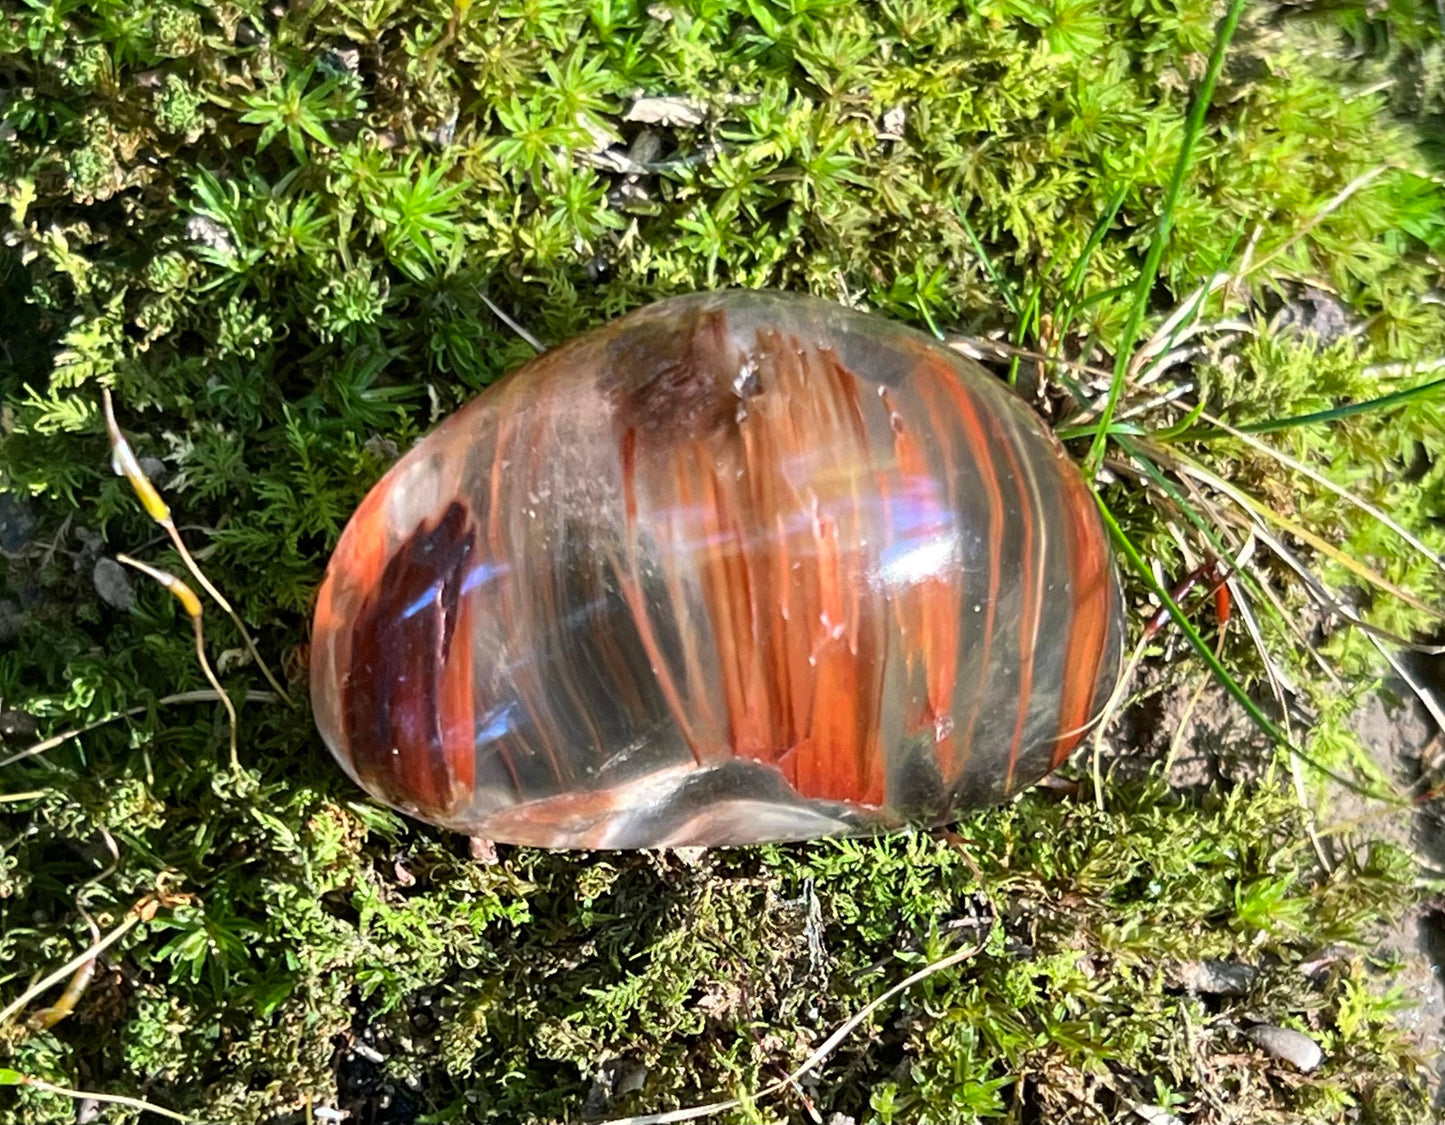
xmin=27 ymin=828 xmax=120 ymax=1031
xmin=0 ymin=689 xmax=277 ymax=772
xmin=0 ymin=893 xmax=169 ymax=1028
xmin=0 ymin=1073 xmax=198 ymax=1124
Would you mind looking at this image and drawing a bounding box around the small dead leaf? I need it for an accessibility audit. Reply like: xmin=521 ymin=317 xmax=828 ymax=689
xmin=216 ymin=647 xmax=252 ymax=675
xmin=1131 ymin=1104 xmax=1184 ymax=1125
xmin=624 ymin=96 xmax=706 ymax=127
xmin=879 ymin=104 xmax=906 ymax=139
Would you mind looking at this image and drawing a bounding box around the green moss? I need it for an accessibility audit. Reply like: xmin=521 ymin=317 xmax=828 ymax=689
xmin=2 ymin=0 xmax=1444 ymax=1122
xmin=154 ymin=75 xmax=203 ymax=137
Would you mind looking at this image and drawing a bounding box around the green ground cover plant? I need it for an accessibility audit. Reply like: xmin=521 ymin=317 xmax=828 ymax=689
xmin=2 ymin=0 xmax=1445 ymax=1121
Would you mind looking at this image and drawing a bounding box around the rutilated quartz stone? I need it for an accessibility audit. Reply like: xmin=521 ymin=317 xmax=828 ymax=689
xmin=311 ymin=291 xmax=1124 ymax=847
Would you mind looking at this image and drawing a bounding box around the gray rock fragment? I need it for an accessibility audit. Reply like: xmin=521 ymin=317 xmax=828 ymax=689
xmin=92 ymin=557 xmax=135 ymax=611
xmin=1246 ymin=1024 xmax=1323 ymax=1072
xmin=0 ymin=710 xmax=38 ymax=741
xmin=1174 ymin=959 xmax=1258 ymax=996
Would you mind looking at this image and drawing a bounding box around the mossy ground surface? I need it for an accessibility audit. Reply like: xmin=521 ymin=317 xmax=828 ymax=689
xmin=3 ymin=1 xmax=1445 ymax=1122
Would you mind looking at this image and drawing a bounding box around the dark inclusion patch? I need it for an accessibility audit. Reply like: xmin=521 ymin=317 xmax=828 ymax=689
xmin=886 ymin=736 xmax=949 ymax=820
xmin=602 ymin=304 xmax=749 ymax=443
xmin=344 ymin=501 xmax=477 ymax=816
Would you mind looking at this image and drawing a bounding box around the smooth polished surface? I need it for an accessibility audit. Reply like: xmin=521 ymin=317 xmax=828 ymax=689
xmin=311 ymin=291 xmax=1124 ymax=847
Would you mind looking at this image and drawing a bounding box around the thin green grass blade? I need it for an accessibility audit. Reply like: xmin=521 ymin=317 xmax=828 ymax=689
xmin=1083 ymin=0 xmax=1249 ymax=479
xmin=1056 ymin=403 xmax=1205 ymax=443
xmin=955 ymin=206 xmax=1019 ymax=317
xmin=1008 ymin=283 xmax=1043 ymax=386
xmin=1120 ymin=436 xmax=1236 ymax=557
xmin=1056 ymin=421 xmax=1149 ymax=441
xmin=1058 ymin=399 xmax=1206 ymax=441
xmin=1171 ymin=375 xmax=1445 ymax=440
xmin=918 ymin=301 xmax=945 ymax=341
xmin=1092 ymin=492 xmax=1406 ymax=806
xmin=1056 ymin=183 xmax=1130 ymax=342
xmin=1110 ymin=437 xmax=1315 ymax=658
xmin=1154 ymin=398 xmax=1210 ymax=439
xmin=1063 ymin=183 xmax=1130 ymax=302
xmin=1069 ymin=282 xmax=1136 ymax=316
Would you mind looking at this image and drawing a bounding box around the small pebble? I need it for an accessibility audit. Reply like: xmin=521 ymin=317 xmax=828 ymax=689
xmin=0 ymin=709 xmax=38 ymax=741
xmin=1246 ymin=1024 xmax=1323 ymax=1072
xmin=137 ymin=456 xmax=169 ymax=487
xmin=615 ymin=1060 xmax=648 ymax=1096
xmin=1174 ymin=959 xmax=1258 ymax=996
xmin=92 ymin=557 xmax=135 ymax=612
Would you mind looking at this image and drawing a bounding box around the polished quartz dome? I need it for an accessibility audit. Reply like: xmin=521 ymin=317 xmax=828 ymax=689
xmin=310 ymin=291 xmax=1124 ymax=847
